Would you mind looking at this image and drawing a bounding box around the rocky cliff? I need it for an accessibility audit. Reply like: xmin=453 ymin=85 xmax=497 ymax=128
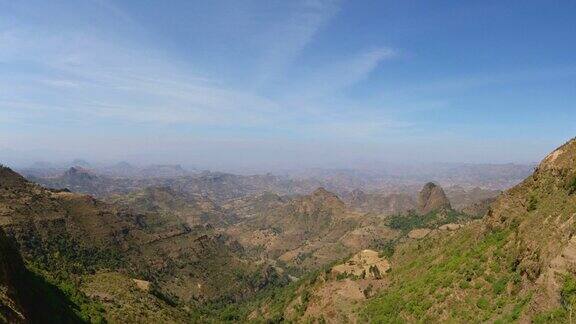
xmin=417 ymin=182 xmax=451 ymax=214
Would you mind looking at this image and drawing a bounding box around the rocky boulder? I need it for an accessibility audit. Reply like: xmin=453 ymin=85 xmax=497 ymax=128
xmin=417 ymin=182 xmax=451 ymax=215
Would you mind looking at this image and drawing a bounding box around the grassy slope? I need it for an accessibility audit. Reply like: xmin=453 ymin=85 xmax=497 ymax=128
xmin=364 ymin=138 xmax=576 ymax=322
xmin=364 ymin=224 xmax=529 ymax=322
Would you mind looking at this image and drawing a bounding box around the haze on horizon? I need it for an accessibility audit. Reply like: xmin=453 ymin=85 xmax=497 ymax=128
xmin=1 ymin=0 xmax=575 ymax=170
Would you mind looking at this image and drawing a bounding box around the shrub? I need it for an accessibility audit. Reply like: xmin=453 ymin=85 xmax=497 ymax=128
xmin=388 ymin=210 xmax=470 ymax=232
xmin=492 ymin=277 xmax=508 ymax=295
xmin=561 ymin=275 xmax=576 ymax=309
xmin=376 ymin=240 xmax=395 ymax=258
xmin=477 ymin=297 xmax=490 ymax=310
xmin=566 ymin=176 xmax=576 ymax=195
xmin=527 ymin=196 xmax=538 ymax=212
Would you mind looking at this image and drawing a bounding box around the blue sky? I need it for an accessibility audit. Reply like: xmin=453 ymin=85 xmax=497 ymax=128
xmin=1 ymin=0 xmax=575 ymax=169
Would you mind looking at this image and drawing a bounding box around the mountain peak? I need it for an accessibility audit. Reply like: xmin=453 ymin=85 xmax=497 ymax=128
xmin=64 ymin=166 xmax=94 ymax=176
xmin=312 ymin=187 xmax=333 ymax=197
xmin=417 ymin=182 xmax=451 ymax=214
xmin=70 ymin=159 xmax=91 ymax=168
xmin=295 ymin=187 xmax=345 ymax=214
xmin=311 ymin=187 xmax=343 ymax=203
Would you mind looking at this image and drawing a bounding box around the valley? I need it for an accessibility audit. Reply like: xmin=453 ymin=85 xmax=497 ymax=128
xmin=0 ymin=144 xmax=559 ymax=322
xmin=2 ymin=1 xmax=573 ymax=322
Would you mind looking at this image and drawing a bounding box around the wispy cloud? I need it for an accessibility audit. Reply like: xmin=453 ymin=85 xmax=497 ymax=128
xmin=0 ymin=25 xmax=282 ymax=125
xmin=282 ymin=47 xmax=398 ymax=101
xmin=0 ymin=0 xmax=404 ymax=133
xmin=390 ymin=65 xmax=576 ymax=96
xmin=0 ymin=0 xmax=411 ymax=149
xmin=1 ymin=0 xmax=574 ymax=167
xmin=253 ymin=0 xmax=341 ymax=89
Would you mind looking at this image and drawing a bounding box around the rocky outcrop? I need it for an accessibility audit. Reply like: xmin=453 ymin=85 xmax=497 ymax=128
xmin=417 ymin=182 xmax=451 ymax=215
xmin=277 ymin=249 xmax=390 ymax=323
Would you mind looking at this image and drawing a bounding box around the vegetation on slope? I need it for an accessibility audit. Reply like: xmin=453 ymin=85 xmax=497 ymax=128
xmin=0 ymin=227 xmax=88 ymax=323
xmin=387 ymin=209 xmax=478 ymax=233
xmin=364 ymin=225 xmax=530 ymax=322
xmin=0 ymin=165 xmax=288 ymax=323
xmin=363 ymin=138 xmax=576 ymax=322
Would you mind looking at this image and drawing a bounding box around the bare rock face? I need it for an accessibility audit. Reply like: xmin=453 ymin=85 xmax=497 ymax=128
xmin=417 ymin=182 xmax=451 ymax=215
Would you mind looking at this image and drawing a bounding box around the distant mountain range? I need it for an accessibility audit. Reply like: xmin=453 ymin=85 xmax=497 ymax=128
xmin=2 ymin=140 xmax=571 ymax=322
xmin=18 ymin=160 xmax=531 ymax=207
xmin=20 ymin=161 xmax=195 ymax=179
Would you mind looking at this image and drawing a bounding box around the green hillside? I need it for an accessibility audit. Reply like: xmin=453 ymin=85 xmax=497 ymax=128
xmin=364 ymin=138 xmax=576 ymax=322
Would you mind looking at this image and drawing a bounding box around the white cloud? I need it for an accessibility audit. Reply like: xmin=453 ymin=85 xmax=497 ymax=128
xmin=0 ymin=24 xmax=285 ymax=126
xmin=282 ymin=47 xmax=398 ymax=101
xmin=0 ymin=0 xmax=409 ymax=145
xmin=253 ymin=0 xmax=341 ymax=88
xmin=0 ymin=4 xmax=402 ymax=131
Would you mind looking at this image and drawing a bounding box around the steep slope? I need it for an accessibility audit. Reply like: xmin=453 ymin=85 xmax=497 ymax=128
xmin=0 ymin=228 xmax=27 ymax=323
xmin=0 ymin=165 xmax=281 ymax=322
xmin=417 ymin=182 xmax=451 ymax=214
xmin=362 ymin=138 xmax=576 ymax=322
xmin=461 ymin=196 xmax=497 ymax=218
xmin=0 ymin=227 xmax=82 ymax=323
